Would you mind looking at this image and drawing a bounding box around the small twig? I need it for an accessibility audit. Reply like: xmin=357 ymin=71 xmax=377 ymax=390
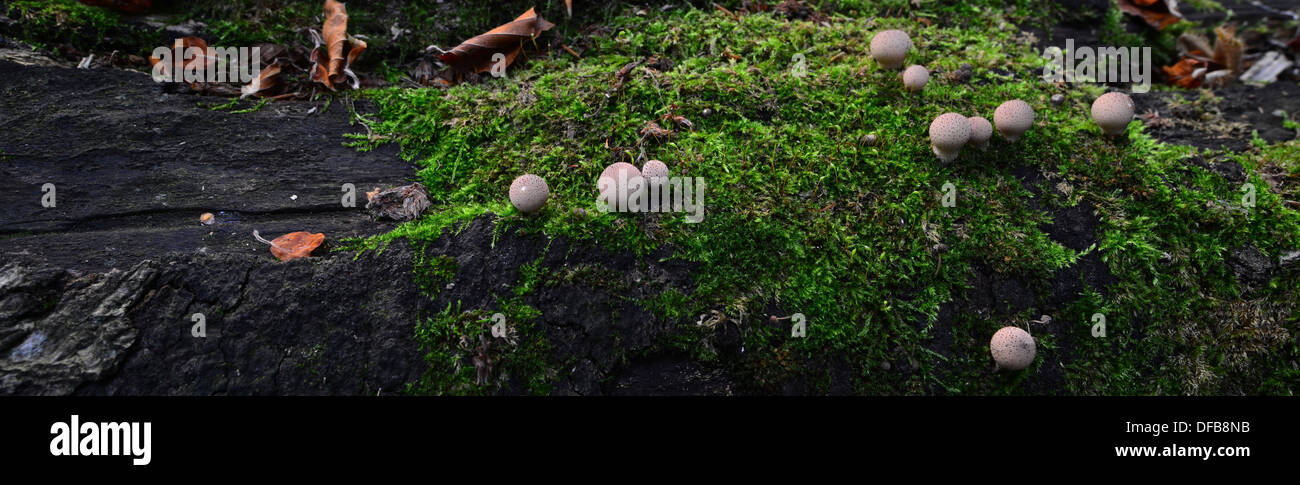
xmin=560 ymin=43 xmax=582 ymax=59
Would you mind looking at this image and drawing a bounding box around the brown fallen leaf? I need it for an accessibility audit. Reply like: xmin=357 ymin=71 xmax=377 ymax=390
xmin=366 ymin=183 xmax=431 ymax=221
xmin=254 ymin=230 xmax=324 ymax=261
xmin=1162 ymin=57 xmax=1206 ymax=88
xmin=148 ymin=36 xmax=213 ymax=80
xmin=1164 ymin=25 xmax=1243 ymax=88
xmin=1210 ymin=25 xmax=1242 ymax=75
xmin=439 ymin=7 xmax=554 ymax=74
xmin=640 ymin=120 xmax=672 ymax=140
xmin=662 ymin=114 xmax=693 ymax=130
xmin=310 ymin=0 xmax=367 ymax=90
xmin=1117 ymin=0 xmax=1183 ymax=30
xmin=240 ymin=61 xmax=282 ymax=98
xmin=79 ymin=0 xmax=150 ymax=14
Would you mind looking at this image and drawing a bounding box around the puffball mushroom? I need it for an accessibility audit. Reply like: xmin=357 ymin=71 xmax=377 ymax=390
xmin=929 ymin=112 xmax=971 ymax=162
xmin=902 ymin=65 xmax=929 ymax=92
xmin=1091 ymin=92 xmax=1135 ymax=136
xmin=508 ymin=174 xmax=549 ymax=214
xmin=968 ymin=116 xmax=992 ymax=150
xmin=993 ymin=99 xmax=1035 ymax=142
xmin=990 ymin=326 xmax=1036 ymax=371
xmin=642 ymin=159 xmax=669 ymax=181
xmin=869 ymin=30 xmax=912 ymax=70
xmin=598 ymin=162 xmax=643 ymax=207
xmin=642 ymin=159 xmax=669 ymax=194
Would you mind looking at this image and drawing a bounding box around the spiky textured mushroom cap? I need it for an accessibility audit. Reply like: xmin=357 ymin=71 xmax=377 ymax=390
xmin=599 ymin=162 xmax=642 ymax=187
xmin=598 ymin=162 xmax=642 ymax=201
xmin=929 ymin=112 xmax=971 ymax=162
xmin=509 ymin=174 xmax=549 ymax=214
xmin=968 ymin=116 xmax=992 ymax=148
xmin=990 ymin=326 xmax=1036 ymax=371
xmin=1091 ymin=92 xmax=1135 ymax=136
xmin=642 ymin=159 xmax=669 ymax=180
xmin=993 ymin=99 xmax=1034 ymax=142
xmin=870 ymin=30 xmax=912 ymax=69
xmin=902 ymin=65 xmax=929 ymax=92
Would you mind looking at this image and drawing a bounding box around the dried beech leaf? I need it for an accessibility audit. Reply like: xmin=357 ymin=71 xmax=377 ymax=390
xmin=240 ymin=61 xmax=281 ymax=98
xmin=1162 ymin=57 xmax=1206 ymax=88
xmin=268 ymin=231 xmax=325 ymax=261
xmin=640 ymin=120 xmax=672 ymax=139
xmin=322 ymin=0 xmax=347 ymax=77
xmin=148 ymin=36 xmax=211 ymax=79
xmin=1117 ymin=0 xmax=1183 ymax=30
xmin=439 ymin=7 xmax=555 ymax=74
xmin=310 ymin=0 xmax=366 ymax=90
xmin=1211 ymin=25 xmax=1242 ymax=74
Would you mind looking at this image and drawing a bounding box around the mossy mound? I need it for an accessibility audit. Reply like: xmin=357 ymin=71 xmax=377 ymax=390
xmin=343 ymin=3 xmax=1299 ymax=395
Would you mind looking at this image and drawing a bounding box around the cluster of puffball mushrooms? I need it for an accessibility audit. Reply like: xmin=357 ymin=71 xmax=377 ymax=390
xmin=869 ymin=29 xmax=1137 ymax=165
xmin=506 ymin=29 xmax=1142 ymax=373
xmin=871 ymin=29 xmax=1137 ymax=371
xmin=508 ymin=159 xmax=673 ymax=215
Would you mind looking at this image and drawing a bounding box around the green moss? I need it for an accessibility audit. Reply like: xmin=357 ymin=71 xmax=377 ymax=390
xmin=406 ymin=294 xmax=554 ymax=396
xmin=353 ymin=3 xmax=1297 ymax=395
xmin=413 ymin=251 xmax=457 ymax=298
xmin=4 ymin=0 xmax=123 ymax=51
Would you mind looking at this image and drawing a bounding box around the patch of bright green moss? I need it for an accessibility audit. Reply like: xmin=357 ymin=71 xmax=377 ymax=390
xmin=4 ymin=0 xmax=123 ymax=51
xmin=354 ymin=3 xmax=1298 ymax=395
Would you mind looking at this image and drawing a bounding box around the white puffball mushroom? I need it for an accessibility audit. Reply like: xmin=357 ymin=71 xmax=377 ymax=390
xmin=642 ymin=159 xmax=669 ymax=198
xmin=642 ymin=159 xmax=669 ymax=181
xmin=598 ymin=162 xmax=643 ymax=204
xmin=509 ymin=174 xmax=549 ymax=214
xmin=993 ymin=99 xmax=1035 ymax=142
xmin=929 ymin=112 xmax=971 ymax=163
xmin=870 ymin=30 xmax=912 ymax=70
xmin=968 ymin=116 xmax=992 ymax=150
xmin=902 ymin=65 xmax=929 ymax=93
xmin=990 ymin=326 xmax=1036 ymax=371
xmin=1091 ymin=92 xmax=1135 ymax=136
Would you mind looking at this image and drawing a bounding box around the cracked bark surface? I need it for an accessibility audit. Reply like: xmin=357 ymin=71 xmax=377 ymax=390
xmin=0 ymin=59 xmax=738 ymax=395
xmin=0 ymin=59 xmax=410 ymax=273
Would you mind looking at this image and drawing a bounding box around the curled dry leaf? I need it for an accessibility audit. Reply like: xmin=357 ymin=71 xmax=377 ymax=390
xmin=663 ymin=114 xmax=693 ymax=130
xmin=310 ymin=0 xmax=367 ymax=91
xmin=1210 ymin=25 xmax=1243 ymax=75
xmin=1117 ymin=0 xmax=1183 ymax=30
xmin=439 ymin=7 xmax=555 ymax=74
xmin=640 ymin=120 xmax=672 ymax=139
xmin=366 ymin=182 xmax=431 ymax=222
xmin=1164 ymin=25 xmax=1244 ymax=88
xmin=1162 ymin=57 xmax=1207 ymax=88
xmin=612 ymin=59 xmax=642 ymax=90
xmin=240 ymin=61 xmax=282 ymax=98
xmin=148 ymin=36 xmax=212 ymax=81
xmin=254 ymin=230 xmax=324 ymax=261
